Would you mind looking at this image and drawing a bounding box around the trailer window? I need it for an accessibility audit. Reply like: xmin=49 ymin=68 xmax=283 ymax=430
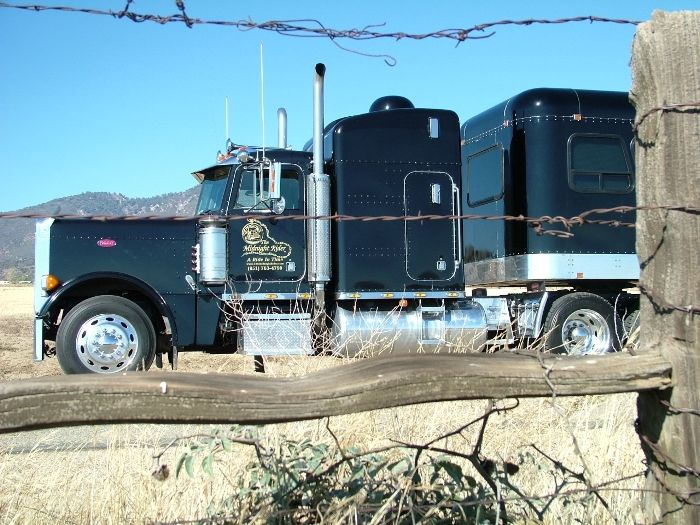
xmin=568 ymin=134 xmax=633 ymax=193
xmin=467 ymin=144 xmax=504 ymax=206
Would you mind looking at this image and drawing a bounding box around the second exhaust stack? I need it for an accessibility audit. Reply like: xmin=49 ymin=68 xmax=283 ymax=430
xmin=308 ymin=63 xmax=331 ymax=287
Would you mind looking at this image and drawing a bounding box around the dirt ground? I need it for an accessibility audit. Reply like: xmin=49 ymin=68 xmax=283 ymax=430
xmin=0 ymin=286 xmax=645 ymax=524
xmin=0 ymin=286 xmax=62 ymax=380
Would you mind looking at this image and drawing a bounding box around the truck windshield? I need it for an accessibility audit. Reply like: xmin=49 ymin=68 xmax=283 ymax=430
xmin=196 ymin=166 xmax=230 ymax=214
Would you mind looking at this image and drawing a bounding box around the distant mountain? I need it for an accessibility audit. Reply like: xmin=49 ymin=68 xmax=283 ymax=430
xmin=0 ymin=188 xmax=199 ymax=281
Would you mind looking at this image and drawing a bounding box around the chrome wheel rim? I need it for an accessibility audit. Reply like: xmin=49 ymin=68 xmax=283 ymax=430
xmin=560 ymin=309 xmax=610 ymax=355
xmin=75 ymin=313 xmax=139 ymax=373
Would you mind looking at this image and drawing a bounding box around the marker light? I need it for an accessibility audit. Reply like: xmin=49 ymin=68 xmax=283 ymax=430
xmin=42 ymin=274 xmax=60 ymax=293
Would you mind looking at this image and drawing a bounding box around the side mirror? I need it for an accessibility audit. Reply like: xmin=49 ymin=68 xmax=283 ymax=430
xmin=272 ymin=196 xmax=286 ymax=214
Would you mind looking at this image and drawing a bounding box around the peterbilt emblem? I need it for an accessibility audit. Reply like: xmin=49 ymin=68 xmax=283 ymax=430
xmin=97 ymin=239 xmax=117 ymax=248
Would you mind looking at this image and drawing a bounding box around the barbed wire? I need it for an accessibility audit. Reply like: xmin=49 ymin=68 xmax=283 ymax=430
xmin=1 ymin=204 xmax=696 ymax=239
xmin=639 ymin=283 xmax=700 ymax=317
xmin=0 ymin=2 xmax=645 ymax=64
xmin=658 ymin=398 xmax=700 ymax=418
xmin=0 ymin=3 xmax=641 ymax=43
xmin=634 ymin=101 xmax=700 ymax=133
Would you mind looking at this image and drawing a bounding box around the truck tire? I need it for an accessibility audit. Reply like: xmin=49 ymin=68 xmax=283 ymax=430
xmin=623 ymin=309 xmax=640 ymax=338
xmin=56 ymin=295 xmax=157 ymax=374
xmin=542 ymin=293 xmax=621 ymax=355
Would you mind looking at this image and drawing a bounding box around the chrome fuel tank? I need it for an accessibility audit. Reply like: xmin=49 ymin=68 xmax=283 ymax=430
xmin=331 ymin=301 xmax=487 ymax=357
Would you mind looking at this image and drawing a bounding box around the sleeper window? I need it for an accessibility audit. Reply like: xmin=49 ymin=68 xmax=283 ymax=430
xmin=467 ymin=144 xmax=504 ymax=206
xmin=568 ymin=134 xmax=633 ymax=194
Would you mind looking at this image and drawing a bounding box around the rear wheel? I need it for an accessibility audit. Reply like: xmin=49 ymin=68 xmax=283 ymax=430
xmin=543 ymin=293 xmax=621 ymax=355
xmin=56 ymin=295 xmax=157 ymax=374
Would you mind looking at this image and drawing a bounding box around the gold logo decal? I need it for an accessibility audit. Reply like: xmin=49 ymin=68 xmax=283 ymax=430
xmin=241 ymin=219 xmax=292 ymax=272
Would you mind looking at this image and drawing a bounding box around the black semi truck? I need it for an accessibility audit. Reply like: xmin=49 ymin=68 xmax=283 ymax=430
xmin=33 ymin=64 xmax=638 ymax=374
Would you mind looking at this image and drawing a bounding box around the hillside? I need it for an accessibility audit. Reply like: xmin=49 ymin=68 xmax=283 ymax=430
xmin=0 ymin=188 xmax=199 ymax=281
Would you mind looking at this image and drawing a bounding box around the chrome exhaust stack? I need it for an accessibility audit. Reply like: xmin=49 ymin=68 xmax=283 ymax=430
xmin=308 ymin=63 xmax=331 ymax=295
xmin=277 ymin=108 xmax=287 ymax=149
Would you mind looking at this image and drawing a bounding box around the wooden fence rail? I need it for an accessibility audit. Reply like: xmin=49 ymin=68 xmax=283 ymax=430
xmin=0 ymin=351 xmax=671 ymax=433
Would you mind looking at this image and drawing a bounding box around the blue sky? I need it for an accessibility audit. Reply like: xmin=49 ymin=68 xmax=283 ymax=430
xmin=0 ymin=1 xmax=697 ymax=211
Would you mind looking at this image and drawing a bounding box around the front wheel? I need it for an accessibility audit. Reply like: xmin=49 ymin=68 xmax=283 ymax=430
xmin=56 ymin=295 xmax=157 ymax=374
xmin=542 ymin=293 xmax=621 ymax=355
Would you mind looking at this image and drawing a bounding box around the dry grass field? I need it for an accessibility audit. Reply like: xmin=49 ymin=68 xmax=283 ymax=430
xmin=0 ymin=286 xmax=645 ymax=524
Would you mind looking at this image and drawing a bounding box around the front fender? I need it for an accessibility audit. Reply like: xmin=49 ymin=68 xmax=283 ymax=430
xmin=35 ymin=272 xmax=182 ymax=359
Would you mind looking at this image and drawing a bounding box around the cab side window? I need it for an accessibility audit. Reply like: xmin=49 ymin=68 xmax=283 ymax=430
xmin=233 ymin=165 xmax=303 ymax=212
xmin=234 ymin=169 xmax=258 ymax=209
xmin=280 ymin=171 xmax=301 ymax=210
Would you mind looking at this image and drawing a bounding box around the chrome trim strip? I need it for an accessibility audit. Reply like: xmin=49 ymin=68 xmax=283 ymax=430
xmin=336 ymin=291 xmax=465 ymax=300
xmin=464 ymin=253 xmax=639 ymax=285
xmin=34 ymin=318 xmax=45 ymax=362
xmin=222 ymin=292 xmax=313 ymax=301
xmin=453 ymin=182 xmax=462 ymax=267
xmin=225 ymin=291 xmax=467 ymax=301
xmin=33 ymin=218 xmax=54 ymax=361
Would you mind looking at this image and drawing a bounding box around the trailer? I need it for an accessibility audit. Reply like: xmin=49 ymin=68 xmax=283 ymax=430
xmin=33 ymin=64 xmax=638 ymax=374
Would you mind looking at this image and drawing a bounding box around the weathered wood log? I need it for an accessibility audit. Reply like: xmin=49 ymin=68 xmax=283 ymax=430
xmin=0 ymin=352 xmax=671 ymax=433
xmin=631 ymin=10 xmax=700 ymax=524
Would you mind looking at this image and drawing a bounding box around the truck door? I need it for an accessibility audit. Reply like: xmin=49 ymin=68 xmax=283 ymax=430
xmin=227 ymin=163 xmax=306 ymax=287
xmin=404 ymin=171 xmax=459 ymax=281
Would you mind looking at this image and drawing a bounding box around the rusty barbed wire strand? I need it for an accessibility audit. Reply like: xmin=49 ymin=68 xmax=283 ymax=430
xmin=0 ymin=2 xmax=641 ymax=43
xmin=658 ymin=398 xmax=700 ymax=418
xmin=638 ymin=283 xmax=700 ymax=317
xmin=1 ymin=204 xmax=697 ymax=234
xmin=0 ymin=211 xmax=627 ymax=239
xmin=0 ymin=202 xmax=696 ymax=222
xmin=634 ymin=101 xmax=700 ymax=133
xmin=639 ymin=433 xmax=700 ymax=479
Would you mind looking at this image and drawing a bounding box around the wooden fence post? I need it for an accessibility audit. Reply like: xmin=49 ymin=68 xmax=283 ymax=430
xmin=631 ymin=10 xmax=700 ymax=524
